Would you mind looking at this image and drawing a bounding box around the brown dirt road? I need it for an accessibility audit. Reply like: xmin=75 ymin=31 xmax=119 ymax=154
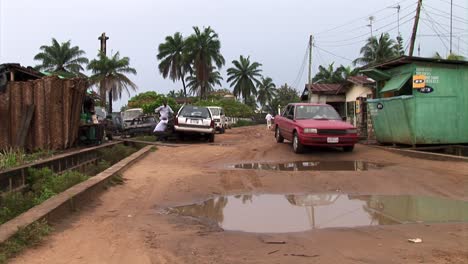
xmin=11 ymin=126 xmax=468 ymax=264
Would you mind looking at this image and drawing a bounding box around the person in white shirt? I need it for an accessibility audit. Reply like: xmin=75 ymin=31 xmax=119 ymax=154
xmin=265 ymin=113 xmax=274 ymax=130
xmin=153 ymin=99 xmax=174 ymax=132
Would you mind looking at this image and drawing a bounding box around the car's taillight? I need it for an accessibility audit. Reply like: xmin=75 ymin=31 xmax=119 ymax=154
xmin=210 ymin=120 xmax=215 ymax=128
xmin=175 ymin=116 xmax=179 ymax=126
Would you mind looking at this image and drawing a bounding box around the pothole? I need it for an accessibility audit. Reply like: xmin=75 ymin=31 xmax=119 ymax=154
xmin=164 ymin=194 xmax=468 ymax=233
xmin=229 ymin=161 xmax=386 ymax=171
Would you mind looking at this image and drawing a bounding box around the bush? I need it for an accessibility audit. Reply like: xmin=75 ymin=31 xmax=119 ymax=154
xmin=232 ymin=120 xmax=255 ymax=127
xmin=194 ymin=99 xmax=254 ymax=118
xmin=97 ymin=144 xmax=138 ymax=165
xmin=0 ymin=168 xmax=89 ymax=225
xmin=0 ymin=220 xmax=52 ymax=263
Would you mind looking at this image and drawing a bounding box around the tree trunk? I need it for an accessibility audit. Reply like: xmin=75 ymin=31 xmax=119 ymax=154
xmin=108 ymin=89 xmax=113 ymax=114
xmin=181 ymin=74 xmax=187 ymax=101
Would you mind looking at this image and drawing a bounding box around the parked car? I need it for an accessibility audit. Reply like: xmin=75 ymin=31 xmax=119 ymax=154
xmin=122 ymin=115 xmax=157 ymax=137
xmin=122 ymin=108 xmax=144 ymax=129
xmin=207 ymin=106 xmax=226 ymax=133
xmin=175 ymin=105 xmax=215 ymax=142
xmin=274 ymin=103 xmax=358 ymax=153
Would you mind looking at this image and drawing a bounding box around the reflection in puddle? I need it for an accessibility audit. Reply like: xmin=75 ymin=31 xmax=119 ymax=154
xmin=230 ymin=161 xmax=385 ymax=171
xmin=167 ymin=194 xmax=468 ymax=233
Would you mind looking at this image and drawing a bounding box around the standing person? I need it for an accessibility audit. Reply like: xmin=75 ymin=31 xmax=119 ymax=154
xmin=153 ymin=99 xmax=174 ymax=132
xmin=265 ymin=113 xmax=274 ymax=130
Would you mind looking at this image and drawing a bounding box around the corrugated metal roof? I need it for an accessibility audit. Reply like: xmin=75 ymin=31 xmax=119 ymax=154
xmin=347 ymin=75 xmax=375 ymax=86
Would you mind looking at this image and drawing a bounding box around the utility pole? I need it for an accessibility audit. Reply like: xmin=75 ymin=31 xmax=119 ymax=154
xmin=367 ymin=16 xmax=375 ymax=38
xmin=98 ymin=33 xmax=111 ymax=112
xmin=450 ymin=0 xmax=453 ymax=54
xmin=307 ymin=35 xmax=314 ymax=102
xmin=409 ymin=0 xmax=423 ymax=57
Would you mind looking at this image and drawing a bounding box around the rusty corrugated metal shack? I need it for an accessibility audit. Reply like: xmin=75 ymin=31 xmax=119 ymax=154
xmin=0 ymin=64 xmax=88 ymax=150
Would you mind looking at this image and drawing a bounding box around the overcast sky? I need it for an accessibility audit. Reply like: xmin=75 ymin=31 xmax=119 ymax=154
xmin=0 ymin=0 xmax=466 ymax=110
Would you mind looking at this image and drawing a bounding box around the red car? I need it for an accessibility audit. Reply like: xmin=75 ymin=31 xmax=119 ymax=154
xmin=274 ymin=103 xmax=358 ymax=153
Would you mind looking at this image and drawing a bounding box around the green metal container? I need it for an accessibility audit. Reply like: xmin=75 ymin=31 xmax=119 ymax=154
xmin=365 ymin=57 xmax=468 ymax=145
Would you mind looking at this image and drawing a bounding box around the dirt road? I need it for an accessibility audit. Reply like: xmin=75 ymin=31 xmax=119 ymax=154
xmin=12 ymin=126 xmax=468 ymax=264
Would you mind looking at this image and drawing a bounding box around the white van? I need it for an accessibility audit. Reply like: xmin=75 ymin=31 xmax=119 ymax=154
xmin=207 ymin=106 xmax=226 ymax=134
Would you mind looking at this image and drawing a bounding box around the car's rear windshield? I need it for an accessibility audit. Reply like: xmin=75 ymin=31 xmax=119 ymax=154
xmin=179 ymin=106 xmax=211 ymax=118
xmin=209 ymin=108 xmax=220 ymax=116
xmin=295 ymin=105 xmax=341 ymax=120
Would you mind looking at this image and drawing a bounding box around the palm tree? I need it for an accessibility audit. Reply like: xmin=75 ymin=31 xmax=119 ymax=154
xmin=88 ymin=52 xmax=138 ymax=113
xmin=353 ymin=33 xmax=399 ymax=66
xmin=157 ymin=32 xmax=190 ymax=98
xmin=312 ymin=63 xmax=344 ymax=84
xmin=434 ymin=52 xmax=466 ymax=61
xmin=227 ymin=55 xmax=262 ymax=101
xmin=34 ymin=38 xmax=89 ymax=75
xmin=337 ymin=65 xmax=359 ymax=81
xmin=186 ymin=67 xmax=223 ymax=97
xmin=257 ymin=77 xmax=277 ymax=108
xmin=185 ymin=26 xmax=225 ymax=99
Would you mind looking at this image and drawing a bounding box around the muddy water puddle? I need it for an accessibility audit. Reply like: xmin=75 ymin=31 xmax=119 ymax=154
xmin=166 ymin=194 xmax=468 ymax=233
xmin=229 ymin=161 xmax=385 ymax=171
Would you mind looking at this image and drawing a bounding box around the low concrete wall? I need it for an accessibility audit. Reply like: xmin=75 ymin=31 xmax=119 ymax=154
xmin=0 ymin=145 xmax=152 ymax=243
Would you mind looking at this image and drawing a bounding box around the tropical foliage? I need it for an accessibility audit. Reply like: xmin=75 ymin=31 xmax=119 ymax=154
xmin=184 ymin=26 xmax=225 ymax=99
xmin=265 ymin=84 xmax=300 ymax=115
xmin=157 ymin=32 xmax=190 ymax=98
xmin=127 ymin=91 xmax=177 ymax=114
xmin=433 ymin=52 xmax=466 ymax=61
xmin=186 ymin=67 xmax=223 ymax=96
xmin=353 ymin=33 xmax=400 ymax=66
xmin=88 ymin=52 xmax=137 ymax=113
xmin=227 ymin=55 xmax=262 ymax=101
xmin=313 ymin=63 xmax=358 ymax=84
xmin=195 ymin=98 xmax=254 ymax=118
xmin=33 ymin=38 xmax=89 ymax=75
xmin=256 ymin=77 xmax=277 ymax=107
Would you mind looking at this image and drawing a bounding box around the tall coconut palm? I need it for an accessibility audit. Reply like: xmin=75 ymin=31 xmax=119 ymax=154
xmin=88 ymin=52 xmax=137 ymax=113
xmin=257 ymin=77 xmax=277 ymax=108
xmin=185 ymin=26 xmax=225 ymax=99
xmin=227 ymin=55 xmax=262 ymax=101
xmin=34 ymin=38 xmax=89 ymax=74
xmin=353 ymin=33 xmax=399 ymax=66
xmin=186 ymin=67 xmax=223 ymax=97
xmin=157 ymin=32 xmax=190 ymax=98
xmin=337 ymin=65 xmax=359 ymax=81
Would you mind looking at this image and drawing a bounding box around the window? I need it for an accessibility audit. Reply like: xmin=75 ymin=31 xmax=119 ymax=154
xmin=179 ymin=106 xmax=211 ymax=118
xmin=282 ymin=106 xmax=291 ymax=117
xmin=287 ymin=106 xmax=295 ymax=119
xmin=295 ymin=105 xmax=341 ymax=120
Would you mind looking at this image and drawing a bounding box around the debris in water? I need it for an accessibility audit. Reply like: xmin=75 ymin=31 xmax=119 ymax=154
xmin=408 ymin=238 xmax=423 ymax=243
xmin=229 ymin=160 xmax=386 ymax=171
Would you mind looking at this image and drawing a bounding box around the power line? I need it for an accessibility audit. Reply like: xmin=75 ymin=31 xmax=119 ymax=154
xmin=313 ymin=45 xmax=354 ymax=62
xmin=433 ymin=0 xmax=468 ymax=10
xmin=317 ymin=15 xmax=415 ymax=48
xmin=316 ymin=2 xmax=418 ymax=40
xmin=424 ymin=10 xmax=468 ymax=25
xmin=291 ymin=44 xmax=309 ymax=89
xmin=421 ymin=9 xmax=450 ymax=51
xmin=424 ymin=3 xmax=468 ymax=23
xmin=314 ymin=0 xmax=415 ymax=36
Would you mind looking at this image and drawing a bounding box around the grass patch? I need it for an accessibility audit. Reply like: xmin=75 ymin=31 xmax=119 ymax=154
xmin=232 ymin=120 xmax=255 ymax=127
xmin=106 ymin=174 xmax=125 ymax=188
xmin=0 ymin=148 xmax=54 ymax=171
xmin=0 ymin=220 xmax=52 ymax=264
xmin=0 ymin=168 xmax=89 ymax=225
xmin=150 ymin=146 xmax=158 ymax=152
xmin=97 ymin=144 xmax=138 ymax=165
xmin=133 ymin=135 xmax=157 ymax=142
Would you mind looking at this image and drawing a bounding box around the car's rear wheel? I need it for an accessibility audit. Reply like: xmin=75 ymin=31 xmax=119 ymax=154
xmin=208 ymin=133 xmax=215 ymax=143
xmin=343 ymin=146 xmax=354 ymax=152
xmin=275 ymin=127 xmax=284 ymax=143
xmin=293 ymin=132 xmax=305 ymax=154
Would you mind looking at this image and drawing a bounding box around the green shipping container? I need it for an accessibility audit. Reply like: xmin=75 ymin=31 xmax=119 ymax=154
xmin=363 ymin=56 xmax=468 ymax=145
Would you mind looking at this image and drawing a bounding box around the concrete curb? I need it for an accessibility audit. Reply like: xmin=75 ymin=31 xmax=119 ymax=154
xmin=0 ymin=145 xmax=153 ymax=243
xmin=369 ymin=145 xmax=468 ymax=162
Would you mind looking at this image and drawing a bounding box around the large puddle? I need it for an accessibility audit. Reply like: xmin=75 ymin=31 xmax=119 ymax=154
xmin=166 ymin=194 xmax=468 ymax=233
xmin=229 ymin=161 xmax=385 ymax=171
